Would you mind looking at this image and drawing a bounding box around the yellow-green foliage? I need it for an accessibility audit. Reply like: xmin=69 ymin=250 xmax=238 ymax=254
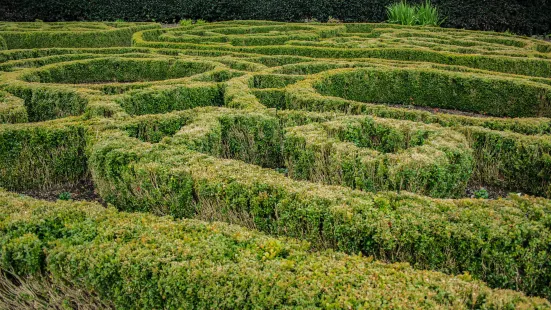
xmin=0 ymin=119 xmax=88 ymax=190
xmin=284 ymin=116 xmax=474 ymax=197
xmin=0 ymin=90 xmax=27 ymax=123
xmin=1 ymin=21 xmax=551 ymax=303
xmin=0 ymin=22 xmax=160 ymax=49
xmin=0 ymin=191 xmax=549 ymax=309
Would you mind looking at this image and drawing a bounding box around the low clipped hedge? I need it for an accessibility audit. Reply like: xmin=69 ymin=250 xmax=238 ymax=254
xmin=314 ymin=67 xmax=551 ymax=118
xmin=3 ymin=84 xmax=88 ymax=123
xmin=135 ymin=44 xmax=551 ymax=80
xmin=284 ymin=116 xmax=473 ymax=198
xmin=0 ymin=120 xmax=88 ymax=191
xmin=283 ymin=75 xmax=551 ymax=197
xmin=459 ymin=126 xmax=551 ymax=197
xmin=0 ymin=90 xmax=27 ymax=124
xmin=20 ymin=58 xmax=216 ymax=84
xmin=0 ymin=22 xmax=160 ymax=49
xmin=116 ymin=83 xmax=224 ymax=115
xmin=1 ymin=21 xmax=551 ymax=302
xmin=0 ymin=52 xmax=230 ymax=119
xmin=0 ymin=190 xmax=549 ymax=309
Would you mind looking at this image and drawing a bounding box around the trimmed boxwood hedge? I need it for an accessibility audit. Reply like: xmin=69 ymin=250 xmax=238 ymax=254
xmin=1 ymin=21 xmax=551 ymax=302
xmin=284 ymin=116 xmax=474 ymax=198
xmin=0 ymin=22 xmax=160 ymax=49
xmin=1 ymin=190 xmax=549 ymax=309
xmin=0 ymin=90 xmax=26 ymax=124
xmin=84 ymin=108 xmax=551 ymax=299
xmin=282 ymin=72 xmax=551 ymax=198
xmin=0 ymin=120 xmax=88 ymax=191
xmin=313 ymin=67 xmax=551 ymax=118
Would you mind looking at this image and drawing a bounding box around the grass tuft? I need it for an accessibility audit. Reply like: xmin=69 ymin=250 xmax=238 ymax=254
xmin=387 ymin=0 xmax=445 ymax=26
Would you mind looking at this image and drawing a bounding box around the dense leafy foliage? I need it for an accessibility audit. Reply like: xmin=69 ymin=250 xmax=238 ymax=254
xmin=2 ymin=191 xmax=549 ymax=308
xmin=1 ymin=21 xmax=551 ymax=306
xmin=1 ymin=0 xmax=550 ymax=34
xmin=0 ymin=22 xmax=159 ymax=49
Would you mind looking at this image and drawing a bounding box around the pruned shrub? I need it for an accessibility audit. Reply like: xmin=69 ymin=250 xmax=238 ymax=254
xmin=0 ymin=191 xmax=548 ymax=309
xmin=1 ymin=21 xmax=551 ymax=302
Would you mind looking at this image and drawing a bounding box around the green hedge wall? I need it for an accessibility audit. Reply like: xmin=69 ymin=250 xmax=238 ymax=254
xmin=284 ymin=116 xmax=474 ymax=198
xmin=0 ymin=190 xmax=548 ymax=309
xmin=283 ymin=76 xmax=551 ymax=197
xmin=0 ymin=121 xmax=88 ymax=191
xmin=1 ymin=0 xmax=550 ymax=35
xmin=1 ymin=22 xmax=551 ymax=302
xmin=314 ymin=68 xmax=551 ymax=118
xmin=86 ymin=108 xmax=551 ymax=299
xmin=0 ymin=23 xmax=160 ymax=49
xmin=0 ymin=91 xmax=27 ymax=124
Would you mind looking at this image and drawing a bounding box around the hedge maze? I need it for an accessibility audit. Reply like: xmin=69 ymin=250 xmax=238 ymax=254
xmin=1 ymin=21 xmax=551 ymax=308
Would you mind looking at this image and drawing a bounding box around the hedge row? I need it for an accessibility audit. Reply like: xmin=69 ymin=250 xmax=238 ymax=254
xmin=0 ymin=47 xmax=155 ymax=65
xmin=20 ymin=57 xmax=216 ymax=84
xmin=272 ymin=73 xmax=551 ymax=136
xmin=115 ymin=83 xmax=225 ymax=115
xmin=281 ymin=74 xmax=551 ymax=197
xmin=86 ymin=108 xmax=551 ymax=298
xmin=133 ymin=24 xmax=551 ymax=79
xmin=284 ymin=116 xmax=473 ymax=198
xmin=1 ymin=190 xmax=548 ymax=309
xmin=2 ymin=0 xmax=551 ymax=35
xmin=313 ymin=67 xmax=551 ymax=118
xmin=1 ymin=22 xmax=551 ymax=300
xmin=154 ymin=22 xmax=548 ymax=57
xmin=0 ymin=22 xmax=160 ymax=49
xmin=0 ymin=120 xmax=88 ymax=191
xmin=0 ymin=90 xmax=26 ymax=124
xmin=0 ymin=53 xmax=233 ymax=119
xmin=4 ymin=83 xmax=88 ymax=122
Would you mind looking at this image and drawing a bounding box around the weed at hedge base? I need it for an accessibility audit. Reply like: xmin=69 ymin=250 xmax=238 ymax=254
xmin=1 ymin=21 xmax=551 ymax=306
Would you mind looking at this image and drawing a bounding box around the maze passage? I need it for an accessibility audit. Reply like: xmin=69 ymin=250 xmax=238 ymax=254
xmin=1 ymin=21 xmax=551 ymax=306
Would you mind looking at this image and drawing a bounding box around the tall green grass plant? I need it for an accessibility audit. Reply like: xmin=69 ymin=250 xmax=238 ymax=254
xmin=387 ymin=0 xmax=445 ymax=26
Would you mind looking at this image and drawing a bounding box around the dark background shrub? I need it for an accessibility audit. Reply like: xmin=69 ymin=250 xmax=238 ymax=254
xmin=0 ymin=0 xmax=550 ymax=36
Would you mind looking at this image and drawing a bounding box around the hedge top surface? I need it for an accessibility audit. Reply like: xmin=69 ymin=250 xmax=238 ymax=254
xmin=1 ymin=190 xmax=549 ymax=309
xmin=0 ymin=21 xmax=160 ymax=49
xmin=2 ymin=21 xmax=551 ymax=301
xmin=134 ymin=21 xmax=551 ymax=60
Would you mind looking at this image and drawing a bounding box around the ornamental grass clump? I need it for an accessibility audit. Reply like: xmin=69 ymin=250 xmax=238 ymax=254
xmin=387 ymin=0 xmax=445 ymax=26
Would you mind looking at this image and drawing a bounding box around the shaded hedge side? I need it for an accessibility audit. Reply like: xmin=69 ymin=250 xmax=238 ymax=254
xmin=0 ymin=121 xmax=88 ymax=191
xmin=1 ymin=0 xmax=550 ymax=35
